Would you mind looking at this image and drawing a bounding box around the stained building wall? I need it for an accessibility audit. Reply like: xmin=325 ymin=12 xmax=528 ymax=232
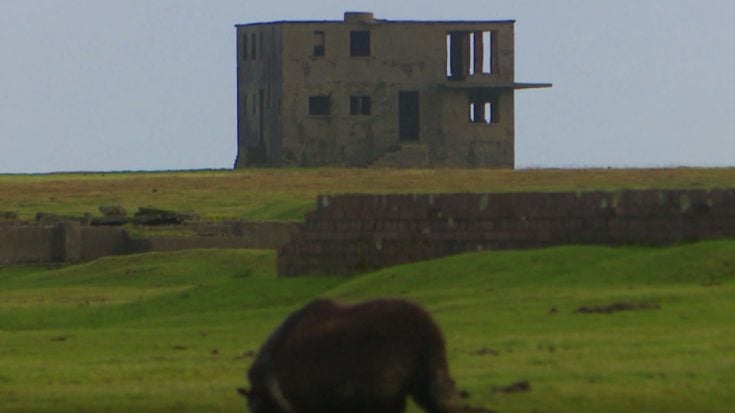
xmin=235 ymin=24 xmax=284 ymax=167
xmin=235 ymin=16 xmax=521 ymax=168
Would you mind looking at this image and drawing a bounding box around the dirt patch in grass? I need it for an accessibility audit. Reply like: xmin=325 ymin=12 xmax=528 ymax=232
xmin=460 ymin=406 xmax=496 ymax=413
xmin=454 ymin=391 xmax=496 ymax=413
xmin=473 ymin=347 xmax=500 ymax=356
xmin=492 ymin=380 xmax=532 ymax=394
xmin=575 ymin=301 xmax=660 ymax=314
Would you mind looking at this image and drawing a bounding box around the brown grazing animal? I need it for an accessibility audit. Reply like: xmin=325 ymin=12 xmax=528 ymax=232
xmin=239 ymin=298 xmax=467 ymax=413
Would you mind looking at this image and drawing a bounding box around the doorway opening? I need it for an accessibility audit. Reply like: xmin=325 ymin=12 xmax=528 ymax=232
xmin=398 ymin=91 xmax=420 ymax=141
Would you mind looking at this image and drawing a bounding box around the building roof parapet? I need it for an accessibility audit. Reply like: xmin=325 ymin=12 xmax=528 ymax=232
xmin=235 ymin=18 xmax=515 ymax=28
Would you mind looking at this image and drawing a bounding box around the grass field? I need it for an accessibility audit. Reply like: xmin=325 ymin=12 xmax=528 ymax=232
xmin=2 ymin=241 xmax=735 ymax=412
xmin=1 ymin=167 xmax=735 ymax=221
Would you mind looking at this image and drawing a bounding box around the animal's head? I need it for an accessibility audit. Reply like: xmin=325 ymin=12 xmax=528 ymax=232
xmin=237 ymin=387 xmax=265 ymax=412
xmin=237 ymin=385 xmax=292 ymax=413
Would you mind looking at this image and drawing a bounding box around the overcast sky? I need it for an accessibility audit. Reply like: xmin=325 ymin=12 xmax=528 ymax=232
xmin=1 ymin=0 xmax=734 ymax=173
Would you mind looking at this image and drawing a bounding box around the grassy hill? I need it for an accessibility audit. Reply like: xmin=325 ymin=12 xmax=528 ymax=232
xmin=2 ymin=241 xmax=735 ymax=412
xmin=1 ymin=167 xmax=734 ymax=221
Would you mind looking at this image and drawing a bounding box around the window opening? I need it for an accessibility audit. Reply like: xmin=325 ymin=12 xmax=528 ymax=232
xmin=251 ymin=33 xmax=257 ymax=60
xmin=313 ymin=31 xmax=325 ymax=56
xmin=309 ymin=96 xmax=330 ymax=115
xmin=259 ymin=32 xmax=264 ymax=59
xmin=469 ymin=98 xmax=496 ymax=124
xmin=350 ymin=31 xmax=371 ymax=57
xmin=259 ymin=90 xmax=264 ymax=144
xmin=484 ymin=31 xmax=493 ymax=73
xmin=350 ymin=96 xmax=371 ymax=115
xmin=447 ymin=32 xmax=469 ymax=80
xmin=448 ymin=31 xmax=495 ymax=79
xmin=242 ymin=34 xmax=248 ymax=61
xmin=446 ymin=34 xmax=451 ymax=77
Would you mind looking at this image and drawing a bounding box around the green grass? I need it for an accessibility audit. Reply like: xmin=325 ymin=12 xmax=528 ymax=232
xmin=2 ymin=241 xmax=735 ymax=412
xmin=1 ymin=167 xmax=734 ymax=221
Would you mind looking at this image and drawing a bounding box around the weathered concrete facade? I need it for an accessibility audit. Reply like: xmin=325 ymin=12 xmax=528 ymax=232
xmin=235 ymin=12 xmax=550 ymax=168
xmin=0 ymin=221 xmax=297 ymax=265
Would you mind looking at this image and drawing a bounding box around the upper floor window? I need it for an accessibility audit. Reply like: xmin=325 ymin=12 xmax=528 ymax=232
xmin=313 ymin=31 xmax=325 ymax=57
xmin=259 ymin=32 xmax=264 ymax=59
xmin=447 ymin=30 xmax=495 ymax=80
xmin=241 ymin=34 xmax=248 ymax=61
xmin=251 ymin=33 xmax=257 ymax=60
xmin=350 ymin=96 xmax=371 ymax=115
xmin=350 ymin=31 xmax=370 ymax=57
xmin=309 ymin=96 xmax=330 ymax=116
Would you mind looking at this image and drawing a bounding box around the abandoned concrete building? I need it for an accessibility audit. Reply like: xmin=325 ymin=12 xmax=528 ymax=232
xmin=235 ymin=12 xmax=550 ymax=168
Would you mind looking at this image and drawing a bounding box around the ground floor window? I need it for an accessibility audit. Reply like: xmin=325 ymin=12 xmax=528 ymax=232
xmin=468 ymin=96 xmax=498 ymax=124
xmin=350 ymin=96 xmax=371 ymax=115
xmin=309 ymin=96 xmax=330 ymax=116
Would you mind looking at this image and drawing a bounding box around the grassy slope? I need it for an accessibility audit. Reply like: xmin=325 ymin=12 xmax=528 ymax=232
xmin=1 ymin=242 xmax=735 ymax=412
xmin=1 ymin=167 xmax=734 ymax=221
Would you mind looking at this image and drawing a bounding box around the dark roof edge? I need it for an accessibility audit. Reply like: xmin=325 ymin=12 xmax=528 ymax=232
xmin=235 ymin=19 xmax=516 ymax=28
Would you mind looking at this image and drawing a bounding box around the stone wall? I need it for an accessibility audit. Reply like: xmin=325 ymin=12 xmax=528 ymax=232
xmin=277 ymin=189 xmax=735 ymax=276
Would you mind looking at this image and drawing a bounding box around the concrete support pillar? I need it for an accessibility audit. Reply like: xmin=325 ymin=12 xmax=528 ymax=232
xmin=472 ymin=99 xmax=485 ymax=123
xmin=57 ymin=221 xmax=81 ymax=262
xmin=461 ymin=32 xmax=471 ymax=78
xmin=473 ymin=31 xmax=484 ymax=74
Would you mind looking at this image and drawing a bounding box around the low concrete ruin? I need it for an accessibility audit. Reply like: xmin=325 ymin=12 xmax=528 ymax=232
xmin=0 ymin=220 xmax=297 ymax=265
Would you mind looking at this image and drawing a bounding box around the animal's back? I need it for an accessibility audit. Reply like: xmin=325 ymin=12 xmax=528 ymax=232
xmin=246 ymin=298 xmax=463 ymax=413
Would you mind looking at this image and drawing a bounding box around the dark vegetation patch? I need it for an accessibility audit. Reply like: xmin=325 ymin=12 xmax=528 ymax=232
xmin=460 ymin=406 xmax=496 ymax=412
xmin=575 ymin=301 xmax=660 ymax=314
xmin=235 ymin=350 xmax=255 ymax=360
xmin=473 ymin=347 xmax=500 ymax=356
xmin=133 ymin=207 xmax=201 ymax=226
xmin=409 ymin=388 xmax=497 ymax=412
xmin=0 ymin=211 xmax=18 ymax=220
xmin=492 ymin=380 xmax=531 ymax=394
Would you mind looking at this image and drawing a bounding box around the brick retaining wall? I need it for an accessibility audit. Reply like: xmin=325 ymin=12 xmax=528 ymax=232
xmin=277 ymin=189 xmax=735 ymax=276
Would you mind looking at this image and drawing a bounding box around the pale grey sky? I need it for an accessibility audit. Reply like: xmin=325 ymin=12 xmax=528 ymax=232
xmin=1 ymin=0 xmax=734 ymax=173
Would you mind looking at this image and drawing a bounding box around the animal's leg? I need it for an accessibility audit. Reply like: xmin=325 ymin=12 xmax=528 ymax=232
xmin=410 ymin=371 xmax=463 ymax=413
